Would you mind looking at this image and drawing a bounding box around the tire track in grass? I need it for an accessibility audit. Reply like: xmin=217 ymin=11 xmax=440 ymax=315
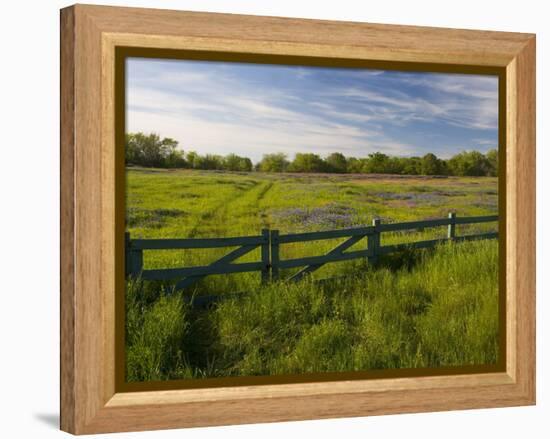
xmin=256 ymin=180 xmax=274 ymax=203
xmin=215 ymin=180 xmax=274 ymax=235
xmin=186 ymin=179 xmax=261 ymax=238
xmin=254 ymin=181 xmax=274 ymax=228
xmin=184 ymin=178 xmax=271 ymax=283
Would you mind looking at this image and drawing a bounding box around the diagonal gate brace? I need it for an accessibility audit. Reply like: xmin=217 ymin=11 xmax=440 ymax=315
xmin=288 ymin=234 xmax=365 ymax=282
xmin=175 ymin=244 xmax=257 ymax=290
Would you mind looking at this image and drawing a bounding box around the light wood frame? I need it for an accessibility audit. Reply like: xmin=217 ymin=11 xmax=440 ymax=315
xmin=60 ymin=4 xmax=536 ymax=434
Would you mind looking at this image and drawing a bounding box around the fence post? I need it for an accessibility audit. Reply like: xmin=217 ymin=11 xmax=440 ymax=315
xmin=270 ymin=229 xmax=280 ymax=281
xmin=125 ymin=232 xmax=131 ymax=277
xmin=447 ymin=212 xmax=456 ymax=240
xmin=125 ymin=232 xmax=143 ymax=278
xmin=368 ymin=218 xmax=381 ymax=266
xmin=261 ymin=228 xmax=270 ymax=284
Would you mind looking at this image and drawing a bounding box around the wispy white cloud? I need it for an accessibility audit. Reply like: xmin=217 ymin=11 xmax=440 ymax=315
xmin=128 ymin=87 xmax=392 ymax=161
xmin=126 ymin=58 xmax=498 ymax=162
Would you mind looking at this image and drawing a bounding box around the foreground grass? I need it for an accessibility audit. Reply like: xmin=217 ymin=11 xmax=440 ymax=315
xmin=126 ymin=239 xmax=498 ymax=381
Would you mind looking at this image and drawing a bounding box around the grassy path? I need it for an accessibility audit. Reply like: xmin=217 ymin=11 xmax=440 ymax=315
xmin=187 ymin=179 xmax=261 ymax=238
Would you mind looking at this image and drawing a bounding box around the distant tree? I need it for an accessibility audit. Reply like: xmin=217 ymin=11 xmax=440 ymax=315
xmin=346 ymin=157 xmax=367 ymax=174
xmin=241 ymin=157 xmax=253 ymax=172
xmin=388 ymin=157 xmax=405 ymax=174
xmin=194 ymin=154 xmax=224 ymax=170
xmin=126 ymin=131 xmax=496 ymax=177
xmin=485 ymin=149 xmax=498 ymax=176
xmin=346 ymin=157 xmax=362 ymax=174
xmin=325 ymin=152 xmax=348 ymax=173
xmin=362 ymin=152 xmax=393 ymax=174
xmin=397 ymin=157 xmax=421 ymax=175
xmin=224 ymin=154 xmax=253 ymax=172
xmin=447 ymin=151 xmax=492 ymax=176
xmin=224 ymin=153 xmax=241 ymax=171
xmin=289 ymin=153 xmax=326 ymax=173
xmin=185 ymin=151 xmax=200 ymax=169
xmin=125 ymin=133 xmax=184 ymax=168
xmin=140 ymin=134 xmax=171 ymax=166
xmin=258 ymin=153 xmax=290 ymax=172
xmin=164 ymin=147 xmax=186 ymax=168
xmin=420 ymin=153 xmax=445 ymax=175
xmin=125 ymin=134 xmax=141 ymax=164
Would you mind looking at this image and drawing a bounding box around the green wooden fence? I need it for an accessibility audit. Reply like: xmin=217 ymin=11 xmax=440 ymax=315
xmin=125 ymin=229 xmax=270 ymax=290
xmin=125 ymin=213 xmax=498 ymax=289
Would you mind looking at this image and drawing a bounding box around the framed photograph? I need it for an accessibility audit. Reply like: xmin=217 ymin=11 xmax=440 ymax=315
xmin=60 ymin=4 xmax=536 ymax=434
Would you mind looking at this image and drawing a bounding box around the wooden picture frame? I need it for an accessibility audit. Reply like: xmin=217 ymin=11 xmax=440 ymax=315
xmin=60 ymin=4 xmax=536 ymax=434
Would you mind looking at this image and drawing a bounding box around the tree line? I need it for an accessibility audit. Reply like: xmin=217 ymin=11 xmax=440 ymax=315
xmin=126 ymin=132 xmax=498 ymax=177
xmin=126 ymin=133 xmax=253 ymax=171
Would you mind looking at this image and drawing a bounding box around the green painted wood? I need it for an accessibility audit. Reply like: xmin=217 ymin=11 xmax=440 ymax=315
xmin=448 ymin=212 xmax=456 ymax=240
xmin=379 ymin=238 xmax=447 ymax=255
xmin=368 ymin=218 xmax=381 ymax=265
xmin=126 ymin=232 xmax=143 ymax=278
xmin=277 ymin=226 xmax=373 ymax=243
xmin=129 ymin=250 xmax=143 ymax=277
xmin=261 ymin=229 xmax=270 ymax=284
xmin=142 ymin=261 xmax=264 ymax=280
xmin=270 ymin=230 xmax=280 ymax=281
xmin=456 ymin=232 xmax=499 ymax=241
xmin=289 ymin=234 xmax=364 ymax=282
xmin=279 ymin=248 xmax=371 ymax=269
xmin=125 ymin=232 xmax=132 ymax=277
xmin=174 ymin=244 xmax=258 ymax=290
xmin=125 ymin=214 xmax=499 ymax=284
xmin=377 ymin=217 xmax=451 ymax=232
xmin=379 ymin=232 xmax=498 ymax=255
xmin=454 ymin=215 xmax=498 ymax=224
xmin=131 ymin=235 xmax=266 ymax=250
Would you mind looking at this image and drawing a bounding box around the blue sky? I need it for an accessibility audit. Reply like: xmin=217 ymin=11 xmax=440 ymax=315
xmin=126 ymin=58 xmax=498 ymax=163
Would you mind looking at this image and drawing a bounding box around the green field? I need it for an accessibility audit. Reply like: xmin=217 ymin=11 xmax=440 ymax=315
xmin=125 ymin=168 xmax=499 ymax=382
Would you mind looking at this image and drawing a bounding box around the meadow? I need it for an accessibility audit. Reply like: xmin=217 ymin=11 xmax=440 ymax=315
xmin=125 ymin=168 xmax=499 ymax=382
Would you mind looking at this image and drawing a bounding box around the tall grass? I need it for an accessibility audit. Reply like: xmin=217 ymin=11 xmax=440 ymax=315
xmin=126 ymin=239 xmax=498 ymax=380
xmin=125 ymin=280 xmax=193 ymax=381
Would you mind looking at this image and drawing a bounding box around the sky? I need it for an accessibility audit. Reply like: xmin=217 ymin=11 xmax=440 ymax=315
xmin=126 ymin=57 xmax=499 ymax=163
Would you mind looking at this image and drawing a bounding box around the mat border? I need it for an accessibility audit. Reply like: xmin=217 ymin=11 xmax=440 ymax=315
xmin=60 ymin=4 xmax=535 ymax=434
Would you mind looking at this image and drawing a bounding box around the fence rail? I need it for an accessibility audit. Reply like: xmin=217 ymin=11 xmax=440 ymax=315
xmin=126 ymin=213 xmax=498 ymax=289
